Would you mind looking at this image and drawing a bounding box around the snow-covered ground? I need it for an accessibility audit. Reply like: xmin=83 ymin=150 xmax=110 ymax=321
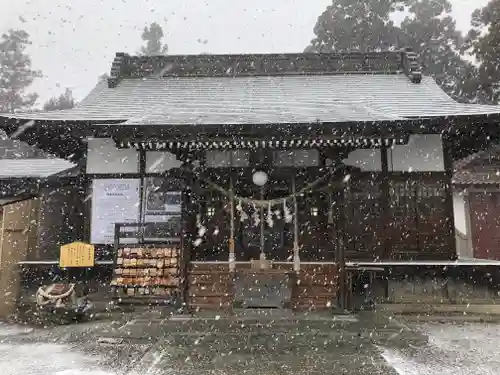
xmin=2 ymin=319 xmax=500 ymax=374
xmin=0 ymin=323 xmax=115 ymax=375
xmin=382 ymin=322 xmax=500 ymax=375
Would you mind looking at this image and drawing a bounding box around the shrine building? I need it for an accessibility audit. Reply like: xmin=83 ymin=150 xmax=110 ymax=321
xmin=1 ymin=50 xmax=500 ymax=310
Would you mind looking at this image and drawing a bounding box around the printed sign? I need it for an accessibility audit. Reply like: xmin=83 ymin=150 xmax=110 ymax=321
xmin=90 ymin=179 xmax=141 ymax=244
xmin=59 ymin=242 xmax=95 ymax=268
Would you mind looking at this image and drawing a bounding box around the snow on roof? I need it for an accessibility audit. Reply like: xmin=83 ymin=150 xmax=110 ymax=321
xmin=0 ymin=159 xmax=75 ymax=178
xmin=1 ymin=74 xmax=500 ymax=125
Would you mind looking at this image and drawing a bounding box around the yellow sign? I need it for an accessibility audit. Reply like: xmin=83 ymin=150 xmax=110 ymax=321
xmin=59 ymin=242 xmax=95 ymax=268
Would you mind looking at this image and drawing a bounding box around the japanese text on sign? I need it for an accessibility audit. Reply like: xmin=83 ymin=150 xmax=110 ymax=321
xmin=59 ymin=242 xmax=95 ymax=268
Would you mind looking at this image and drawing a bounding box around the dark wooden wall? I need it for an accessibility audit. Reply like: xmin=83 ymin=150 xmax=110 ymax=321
xmin=25 ymin=179 xmax=86 ymax=261
xmin=345 ymin=172 xmax=455 ymax=261
xmin=190 ymin=170 xmax=455 ymax=263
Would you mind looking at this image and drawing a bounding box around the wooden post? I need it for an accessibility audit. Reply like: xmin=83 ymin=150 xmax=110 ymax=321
xmin=229 ymin=175 xmax=235 ymax=271
xmin=260 ymin=187 xmax=265 ymax=256
xmin=443 ymin=136 xmax=458 ymax=260
xmin=463 ymin=190 xmax=474 ymax=258
xmin=180 ymin=169 xmax=192 ymax=309
xmin=138 ymin=149 xmax=146 ymax=225
xmin=292 ymin=175 xmax=300 ymax=272
xmin=380 ymin=145 xmax=390 ymax=259
xmin=338 ymin=177 xmax=352 ymax=310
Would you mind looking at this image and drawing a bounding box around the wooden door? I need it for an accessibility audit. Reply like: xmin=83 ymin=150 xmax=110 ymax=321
xmin=0 ymin=199 xmax=40 ymax=317
xmin=470 ymin=192 xmax=500 ymax=260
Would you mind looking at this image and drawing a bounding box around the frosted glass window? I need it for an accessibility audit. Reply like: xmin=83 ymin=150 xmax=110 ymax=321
xmin=273 ymin=150 xmax=319 ymax=167
xmin=146 ymin=151 xmax=182 ymax=172
xmin=343 ymin=149 xmax=381 ymax=171
xmin=206 ymin=151 xmax=231 ymax=167
xmin=231 ymin=150 xmax=250 ymax=167
xmin=293 ymin=150 xmax=319 ymax=167
xmin=274 ymin=151 xmax=294 ymax=166
xmin=206 ymin=150 xmax=249 ymax=167
xmin=389 ymin=134 xmax=444 ymax=172
xmin=86 ymin=138 xmax=138 ymax=174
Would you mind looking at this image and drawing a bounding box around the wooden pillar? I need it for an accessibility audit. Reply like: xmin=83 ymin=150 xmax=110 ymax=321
xmin=443 ymin=136 xmax=458 ymax=260
xmin=338 ymin=177 xmax=351 ymax=310
xmin=0 ymin=199 xmax=40 ymax=318
xmin=260 ymin=187 xmax=265 ymax=256
xmin=463 ymin=190 xmax=474 ymax=258
xmin=292 ymin=175 xmax=300 ymax=272
xmin=180 ymin=168 xmax=193 ymax=308
xmin=380 ymin=145 xmax=391 ymax=259
xmin=228 ymin=174 xmax=235 ymax=271
xmin=138 ymin=149 xmax=146 ymax=225
xmin=81 ymin=144 xmax=92 ymax=244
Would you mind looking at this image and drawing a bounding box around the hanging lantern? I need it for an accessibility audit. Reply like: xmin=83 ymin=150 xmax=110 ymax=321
xmin=252 ymin=170 xmax=268 ymax=186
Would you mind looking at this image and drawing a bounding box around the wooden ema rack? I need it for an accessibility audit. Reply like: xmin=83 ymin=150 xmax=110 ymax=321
xmin=111 ymin=246 xmax=180 ymax=303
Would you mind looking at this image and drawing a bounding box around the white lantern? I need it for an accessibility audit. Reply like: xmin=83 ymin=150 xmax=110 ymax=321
xmin=252 ymin=170 xmax=268 ymax=186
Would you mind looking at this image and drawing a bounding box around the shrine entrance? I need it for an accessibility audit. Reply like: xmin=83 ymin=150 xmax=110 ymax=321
xmin=187 ymin=162 xmax=346 ymax=310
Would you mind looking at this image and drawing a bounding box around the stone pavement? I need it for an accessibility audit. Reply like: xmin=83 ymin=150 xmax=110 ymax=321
xmin=0 ymin=307 xmax=429 ymax=374
xmin=95 ymin=308 xmax=426 ymax=374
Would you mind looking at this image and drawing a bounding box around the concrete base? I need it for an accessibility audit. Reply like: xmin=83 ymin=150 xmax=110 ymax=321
xmin=372 ymin=275 xmax=500 ymax=306
xmin=377 ymin=303 xmax=500 ymax=315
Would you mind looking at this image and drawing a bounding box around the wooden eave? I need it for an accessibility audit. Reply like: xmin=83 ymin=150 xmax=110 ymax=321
xmin=1 ymin=112 xmax=500 ymax=161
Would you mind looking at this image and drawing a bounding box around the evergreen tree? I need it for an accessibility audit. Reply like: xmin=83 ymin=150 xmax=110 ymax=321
xmin=139 ymin=22 xmax=168 ymax=56
xmin=464 ymin=0 xmax=500 ymax=104
xmin=43 ymin=88 xmax=75 ymax=111
xmin=307 ymin=0 xmax=477 ymax=102
xmin=0 ymin=29 xmax=41 ymax=112
xmin=307 ymin=0 xmax=404 ymax=52
xmin=399 ymin=0 xmax=478 ymax=102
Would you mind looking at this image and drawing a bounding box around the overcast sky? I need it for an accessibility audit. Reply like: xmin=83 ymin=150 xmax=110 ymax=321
xmin=0 ymin=0 xmax=490 ymax=106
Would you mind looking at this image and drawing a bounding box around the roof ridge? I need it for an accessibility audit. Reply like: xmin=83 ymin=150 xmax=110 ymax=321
xmin=107 ymin=49 xmax=422 ymax=88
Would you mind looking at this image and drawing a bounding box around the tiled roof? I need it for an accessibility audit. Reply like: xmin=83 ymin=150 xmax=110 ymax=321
xmin=0 ymin=159 xmax=75 ymax=178
xmin=2 ymin=74 xmax=500 ymax=125
xmin=453 ymin=145 xmax=500 ymax=185
xmin=123 ymin=75 xmax=500 ymax=125
xmin=452 ymin=171 xmax=500 ymax=185
xmin=453 ymin=145 xmax=500 ymax=171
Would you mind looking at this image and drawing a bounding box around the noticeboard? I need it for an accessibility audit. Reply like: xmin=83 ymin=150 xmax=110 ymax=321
xmin=59 ymin=242 xmax=95 ymax=268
